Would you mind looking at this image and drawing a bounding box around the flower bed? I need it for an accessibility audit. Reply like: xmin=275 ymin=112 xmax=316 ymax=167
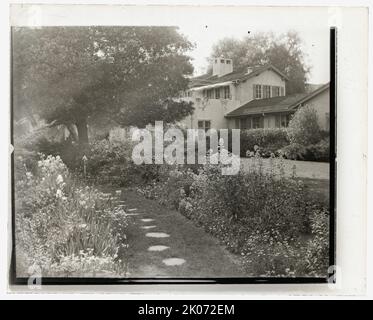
xmin=15 ymin=154 xmax=128 ymax=277
xmin=138 ymin=153 xmax=329 ymax=277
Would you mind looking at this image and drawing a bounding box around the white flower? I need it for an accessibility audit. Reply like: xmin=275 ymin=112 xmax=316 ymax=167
xmin=55 ymin=189 xmax=63 ymax=198
xmin=56 ymin=174 xmax=64 ymax=184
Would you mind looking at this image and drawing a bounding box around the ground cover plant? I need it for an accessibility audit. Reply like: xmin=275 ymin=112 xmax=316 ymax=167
xmin=14 ymin=154 xmax=128 ymax=277
xmin=138 ymin=151 xmax=329 ymax=277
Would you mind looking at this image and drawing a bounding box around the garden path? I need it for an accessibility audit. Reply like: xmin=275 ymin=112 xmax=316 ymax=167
xmin=110 ymin=189 xmax=245 ymax=278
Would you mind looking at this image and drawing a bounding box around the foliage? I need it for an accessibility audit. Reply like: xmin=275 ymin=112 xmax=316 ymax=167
xmin=287 ymin=105 xmax=322 ymax=146
xmin=239 ymin=128 xmax=289 ymax=157
xmin=86 ymin=138 xmax=161 ymax=186
xmin=138 ymin=151 xmax=329 ymax=277
xmin=13 ymin=26 xmax=195 ymax=144
xmin=304 ymin=138 xmax=330 ymax=162
xmin=278 ymin=143 xmax=308 ymax=160
xmin=15 ymin=154 xmax=128 ymax=277
xmin=210 ymin=31 xmax=310 ymax=94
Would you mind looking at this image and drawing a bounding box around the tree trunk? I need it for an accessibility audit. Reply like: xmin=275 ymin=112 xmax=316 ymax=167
xmin=66 ymin=123 xmax=79 ymax=142
xmin=76 ymin=118 xmax=89 ymax=145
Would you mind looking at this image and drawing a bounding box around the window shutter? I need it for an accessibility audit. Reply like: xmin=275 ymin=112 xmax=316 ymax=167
xmin=247 ymin=117 xmax=252 ymax=129
xmin=253 ymin=84 xmax=256 ymax=99
xmin=275 ymin=115 xmax=280 ymax=128
xmin=260 ymin=117 xmax=264 ymax=128
xmin=235 ymin=119 xmax=240 ymax=129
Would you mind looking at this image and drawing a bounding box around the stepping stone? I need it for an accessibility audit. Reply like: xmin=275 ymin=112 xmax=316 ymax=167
xmin=128 ymin=208 xmax=137 ymax=212
xmin=148 ymin=245 xmax=169 ymax=252
xmin=141 ymin=219 xmax=154 ymax=222
xmin=141 ymin=225 xmax=157 ymax=230
xmin=162 ymin=258 xmax=186 ymax=266
xmin=125 ymin=213 xmax=139 ymax=216
xmin=115 ymin=190 xmax=122 ymax=195
xmin=146 ymin=232 xmax=170 ymax=238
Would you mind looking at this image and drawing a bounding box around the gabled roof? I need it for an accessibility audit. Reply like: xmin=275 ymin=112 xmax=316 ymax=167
xmin=225 ymin=82 xmax=330 ymax=117
xmin=190 ymin=64 xmax=289 ymax=89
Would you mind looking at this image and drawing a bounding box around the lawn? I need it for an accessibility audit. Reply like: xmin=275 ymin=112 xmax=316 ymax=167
xmin=240 ymin=158 xmax=330 ymax=180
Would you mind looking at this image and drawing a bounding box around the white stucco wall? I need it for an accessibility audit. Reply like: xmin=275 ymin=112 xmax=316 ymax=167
xmin=305 ymin=88 xmax=330 ymax=131
xmin=180 ymin=69 xmax=286 ymax=130
xmin=235 ymin=70 xmax=286 ymax=103
xmin=226 ymin=87 xmax=330 ymax=131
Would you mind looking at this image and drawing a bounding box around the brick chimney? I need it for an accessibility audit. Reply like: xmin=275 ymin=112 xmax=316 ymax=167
xmin=212 ymin=57 xmax=233 ymax=77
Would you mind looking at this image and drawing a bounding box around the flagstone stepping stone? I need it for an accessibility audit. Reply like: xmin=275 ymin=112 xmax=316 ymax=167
xmin=141 ymin=225 xmax=157 ymax=230
xmin=162 ymin=258 xmax=186 ymax=266
xmin=146 ymin=232 xmax=170 ymax=238
xmin=148 ymin=245 xmax=169 ymax=252
xmin=125 ymin=213 xmax=139 ymax=216
xmin=128 ymin=208 xmax=138 ymax=212
xmin=141 ymin=219 xmax=155 ymax=222
xmin=115 ymin=190 xmax=122 ymax=195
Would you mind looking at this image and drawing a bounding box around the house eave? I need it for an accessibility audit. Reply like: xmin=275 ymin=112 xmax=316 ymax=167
xmin=225 ymin=109 xmax=294 ymax=118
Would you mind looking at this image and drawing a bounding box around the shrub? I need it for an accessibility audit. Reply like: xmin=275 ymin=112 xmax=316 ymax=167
xmin=139 ymin=150 xmax=329 ymax=277
xmin=278 ymin=138 xmax=330 ymax=162
xmin=304 ymin=138 xmax=330 ymax=162
xmin=239 ymin=128 xmax=289 ymax=157
xmin=278 ymin=143 xmax=307 ymax=160
xmin=15 ymin=154 xmax=128 ymax=277
xmin=87 ymin=138 xmax=148 ymax=186
xmin=287 ymin=105 xmax=322 ymax=145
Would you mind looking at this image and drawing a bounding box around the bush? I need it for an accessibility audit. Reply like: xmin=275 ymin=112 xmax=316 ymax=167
xmin=304 ymin=138 xmax=330 ymax=162
xmin=86 ymin=138 xmax=156 ymax=186
xmin=239 ymin=128 xmax=289 ymax=157
xmin=138 ymin=149 xmax=329 ymax=276
xmin=15 ymin=154 xmax=128 ymax=277
xmin=278 ymin=143 xmax=308 ymax=160
xmin=287 ymin=105 xmax=322 ymax=145
xmin=278 ymin=138 xmax=330 ymax=162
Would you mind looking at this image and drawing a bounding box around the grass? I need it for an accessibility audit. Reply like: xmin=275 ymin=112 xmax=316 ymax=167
xmin=300 ymin=178 xmax=330 ymax=206
xmin=119 ymin=189 xmax=245 ymax=278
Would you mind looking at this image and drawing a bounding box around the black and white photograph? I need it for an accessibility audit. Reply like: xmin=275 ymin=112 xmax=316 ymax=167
xmin=10 ymin=6 xmax=335 ymax=283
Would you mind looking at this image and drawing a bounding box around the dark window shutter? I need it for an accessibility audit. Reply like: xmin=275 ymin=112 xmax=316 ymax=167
xmin=275 ymin=115 xmax=281 ymax=127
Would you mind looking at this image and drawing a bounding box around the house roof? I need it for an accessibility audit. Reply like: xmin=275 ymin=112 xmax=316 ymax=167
xmin=225 ymin=82 xmax=330 ymax=117
xmin=190 ymin=64 xmax=289 ymax=89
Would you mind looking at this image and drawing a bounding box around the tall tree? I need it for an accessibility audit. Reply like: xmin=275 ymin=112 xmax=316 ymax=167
xmin=209 ymin=31 xmax=310 ymax=94
xmin=12 ymin=26 xmax=194 ymax=145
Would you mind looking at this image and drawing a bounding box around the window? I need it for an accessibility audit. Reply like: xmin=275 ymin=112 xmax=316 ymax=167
xmin=275 ymin=114 xmax=292 ymax=128
xmin=198 ymin=120 xmax=211 ymax=132
xmin=254 ymin=84 xmax=262 ymax=99
xmin=220 ymin=59 xmax=225 ymax=63
xmin=235 ymin=118 xmax=240 ymax=129
xmin=215 ymin=88 xmax=220 ymax=99
xmin=272 ymin=86 xmax=280 ymax=97
xmin=240 ymin=117 xmax=252 ymax=129
xmin=252 ymin=116 xmax=264 ymax=129
xmin=280 ymin=87 xmax=285 ymax=96
xmin=263 ymin=85 xmax=271 ymax=98
xmin=226 ymin=60 xmax=231 ymax=64
xmin=223 ymin=86 xmax=231 ymax=99
xmin=206 ymin=89 xmax=214 ymax=99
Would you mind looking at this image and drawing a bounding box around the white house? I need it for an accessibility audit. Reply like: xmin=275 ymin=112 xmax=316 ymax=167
xmin=180 ymin=58 xmax=330 ymax=131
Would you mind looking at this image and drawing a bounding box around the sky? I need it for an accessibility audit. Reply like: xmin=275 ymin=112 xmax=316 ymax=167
xmin=175 ymin=7 xmax=331 ymax=84
xmin=11 ymin=4 xmax=331 ymax=84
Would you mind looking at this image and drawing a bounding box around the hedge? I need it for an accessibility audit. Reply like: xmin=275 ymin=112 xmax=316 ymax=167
xmin=238 ymin=128 xmax=289 ymax=157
